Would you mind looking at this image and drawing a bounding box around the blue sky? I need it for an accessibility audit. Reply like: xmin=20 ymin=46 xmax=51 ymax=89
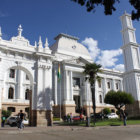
xmin=0 ymin=0 xmax=140 ymax=71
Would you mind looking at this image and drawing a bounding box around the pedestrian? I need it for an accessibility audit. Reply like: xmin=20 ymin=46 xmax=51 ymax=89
xmin=1 ymin=115 xmax=6 ymax=127
xmin=70 ymin=113 xmax=73 ymax=123
xmin=80 ymin=113 xmax=83 ymax=121
xmin=18 ymin=110 xmax=25 ymax=129
xmin=122 ymin=111 xmax=127 ymax=126
xmin=67 ymin=113 xmax=70 ymax=123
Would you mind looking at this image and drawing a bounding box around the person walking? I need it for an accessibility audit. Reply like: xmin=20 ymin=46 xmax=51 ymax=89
xmin=70 ymin=113 xmax=73 ymax=123
xmin=18 ymin=110 xmax=25 ymax=129
xmin=1 ymin=115 xmax=6 ymax=127
xmin=122 ymin=111 xmax=127 ymax=126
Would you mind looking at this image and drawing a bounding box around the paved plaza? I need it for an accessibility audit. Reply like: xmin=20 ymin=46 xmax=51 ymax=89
xmin=0 ymin=125 xmax=140 ymax=140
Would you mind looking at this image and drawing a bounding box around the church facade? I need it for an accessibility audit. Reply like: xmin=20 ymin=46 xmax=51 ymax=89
xmin=0 ymin=12 xmax=139 ymax=126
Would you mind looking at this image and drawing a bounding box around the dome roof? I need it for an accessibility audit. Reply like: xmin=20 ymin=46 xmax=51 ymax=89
xmin=50 ymin=33 xmax=92 ymax=60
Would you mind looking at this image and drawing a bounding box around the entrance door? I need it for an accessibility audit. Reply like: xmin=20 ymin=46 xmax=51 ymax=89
xmin=74 ymin=95 xmax=80 ymax=113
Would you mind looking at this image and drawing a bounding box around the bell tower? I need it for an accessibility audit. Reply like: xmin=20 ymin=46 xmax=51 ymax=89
xmin=121 ymin=12 xmax=140 ymax=71
xmin=121 ymin=12 xmax=140 ymax=116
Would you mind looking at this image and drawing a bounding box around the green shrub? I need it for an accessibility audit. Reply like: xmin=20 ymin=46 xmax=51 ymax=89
xmin=2 ymin=110 xmax=11 ymax=118
xmin=103 ymin=108 xmax=111 ymax=115
xmin=116 ymin=110 xmax=120 ymax=115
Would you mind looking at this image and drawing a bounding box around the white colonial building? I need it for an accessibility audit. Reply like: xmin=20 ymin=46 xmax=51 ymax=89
xmin=0 ymin=12 xmax=139 ymax=126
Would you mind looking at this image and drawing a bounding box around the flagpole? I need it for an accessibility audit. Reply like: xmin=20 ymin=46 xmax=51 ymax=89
xmin=58 ymin=62 xmax=61 ymax=120
xmin=60 ymin=77 xmax=61 ymax=120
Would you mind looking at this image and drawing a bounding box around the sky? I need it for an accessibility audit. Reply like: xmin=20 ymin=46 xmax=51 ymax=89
xmin=0 ymin=0 xmax=140 ymax=71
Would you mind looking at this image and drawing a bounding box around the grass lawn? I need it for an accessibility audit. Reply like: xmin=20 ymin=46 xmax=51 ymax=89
xmin=60 ymin=119 xmax=140 ymax=127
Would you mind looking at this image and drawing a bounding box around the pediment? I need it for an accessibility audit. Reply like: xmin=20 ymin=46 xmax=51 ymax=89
xmin=11 ymin=36 xmax=30 ymax=47
xmin=63 ymin=57 xmax=90 ymax=66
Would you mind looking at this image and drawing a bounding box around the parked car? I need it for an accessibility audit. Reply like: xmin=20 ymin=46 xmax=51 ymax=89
xmin=72 ymin=116 xmax=84 ymax=121
xmin=7 ymin=116 xmax=29 ymax=126
xmin=106 ymin=113 xmax=118 ymax=119
xmin=90 ymin=113 xmax=104 ymax=119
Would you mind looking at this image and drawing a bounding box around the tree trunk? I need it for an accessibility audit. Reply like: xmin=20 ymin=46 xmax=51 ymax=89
xmin=91 ymin=83 xmax=96 ymax=126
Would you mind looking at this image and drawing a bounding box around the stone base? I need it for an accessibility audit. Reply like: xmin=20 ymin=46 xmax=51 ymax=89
xmin=62 ymin=104 xmax=76 ymax=116
xmin=126 ymin=101 xmax=140 ymax=117
xmin=2 ymin=103 xmax=29 ymax=116
xmin=31 ymin=110 xmax=52 ymax=127
xmin=53 ymin=104 xmax=76 ymax=118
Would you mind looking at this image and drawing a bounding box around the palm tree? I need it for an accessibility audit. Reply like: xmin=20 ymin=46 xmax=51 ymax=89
xmin=83 ymin=63 xmax=102 ymax=126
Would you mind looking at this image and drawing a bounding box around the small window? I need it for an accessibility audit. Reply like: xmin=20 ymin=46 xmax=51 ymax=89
xmin=107 ymin=82 xmax=111 ymax=89
xmin=9 ymin=69 xmax=15 ymax=78
xmin=25 ymin=89 xmax=30 ymax=100
xmin=116 ymin=83 xmax=119 ymax=90
xmin=98 ymin=80 xmax=102 ymax=88
xmin=8 ymin=87 xmax=14 ymax=99
xmin=99 ymin=95 xmax=102 ymax=103
xmin=7 ymin=107 xmax=15 ymax=112
xmin=73 ymin=77 xmax=80 ymax=88
xmin=26 ymin=74 xmax=29 ymax=80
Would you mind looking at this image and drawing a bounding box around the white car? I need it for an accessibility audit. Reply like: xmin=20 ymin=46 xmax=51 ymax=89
xmin=107 ymin=113 xmax=118 ymax=119
xmin=7 ymin=116 xmax=29 ymax=126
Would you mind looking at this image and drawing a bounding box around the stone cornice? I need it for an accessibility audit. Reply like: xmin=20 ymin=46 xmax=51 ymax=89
xmin=121 ymin=42 xmax=140 ymax=49
xmin=123 ymin=69 xmax=140 ymax=76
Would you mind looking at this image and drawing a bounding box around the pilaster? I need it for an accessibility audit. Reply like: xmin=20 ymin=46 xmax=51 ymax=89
xmin=70 ymin=71 xmax=73 ymax=101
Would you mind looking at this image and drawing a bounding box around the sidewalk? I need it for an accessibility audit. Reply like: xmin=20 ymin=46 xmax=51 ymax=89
xmin=0 ymin=124 xmax=140 ymax=134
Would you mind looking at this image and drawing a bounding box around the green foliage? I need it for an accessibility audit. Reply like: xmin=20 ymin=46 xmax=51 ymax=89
xmin=83 ymin=63 xmax=102 ymax=85
xmin=116 ymin=110 xmax=120 ymax=115
xmin=72 ymin=0 xmax=140 ymax=20
xmin=53 ymin=117 xmax=61 ymax=121
xmin=2 ymin=110 xmax=12 ymax=118
xmin=103 ymin=108 xmax=111 ymax=115
xmin=104 ymin=90 xmax=135 ymax=109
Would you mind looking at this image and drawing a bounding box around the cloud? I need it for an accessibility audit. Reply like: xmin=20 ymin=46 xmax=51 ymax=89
xmin=0 ymin=11 xmax=8 ymax=18
xmin=82 ymin=37 xmax=123 ymax=69
xmin=82 ymin=37 xmax=100 ymax=61
xmin=96 ymin=49 xmax=122 ymax=67
xmin=114 ymin=64 xmax=124 ymax=72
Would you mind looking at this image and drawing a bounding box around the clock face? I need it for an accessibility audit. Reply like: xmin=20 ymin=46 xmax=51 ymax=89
xmin=72 ymin=45 xmax=76 ymax=49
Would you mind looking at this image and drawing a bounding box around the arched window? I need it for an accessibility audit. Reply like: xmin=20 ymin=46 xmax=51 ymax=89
xmin=25 ymin=89 xmax=30 ymax=100
xmin=8 ymin=87 xmax=14 ymax=99
xmin=9 ymin=69 xmax=15 ymax=78
xmin=98 ymin=80 xmax=102 ymax=88
xmin=99 ymin=95 xmax=102 ymax=103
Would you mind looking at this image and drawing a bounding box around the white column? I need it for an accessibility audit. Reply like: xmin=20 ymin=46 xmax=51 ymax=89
xmin=112 ymin=79 xmax=116 ymax=91
xmin=64 ymin=70 xmax=69 ymax=101
xmin=17 ymin=70 xmax=24 ymax=100
xmin=0 ymin=85 xmax=2 ymax=109
xmin=103 ymin=78 xmax=107 ymax=100
xmin=36 ymin=66 xmax=43 ymax=109
xmin=120 ymin=80 xmax=123 ymax=91
xmin=70 ymin=71 xmax=73 ymax=101
xmin=95 ymin=80 xmax=99 ymax=104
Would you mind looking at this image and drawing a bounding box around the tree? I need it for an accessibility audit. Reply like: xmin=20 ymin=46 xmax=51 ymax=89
xmin=2 ymin=110 xmax=11 ymax=118
xmin=104 ymin=90 xmax=134 ymax=115
xmin=83 ymin=63 xmax=102 ymax=126
xmin=72 ymin=0 xmax=140 ymax=20
xmin=103 ymin=108 xmax=111 ymax=115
